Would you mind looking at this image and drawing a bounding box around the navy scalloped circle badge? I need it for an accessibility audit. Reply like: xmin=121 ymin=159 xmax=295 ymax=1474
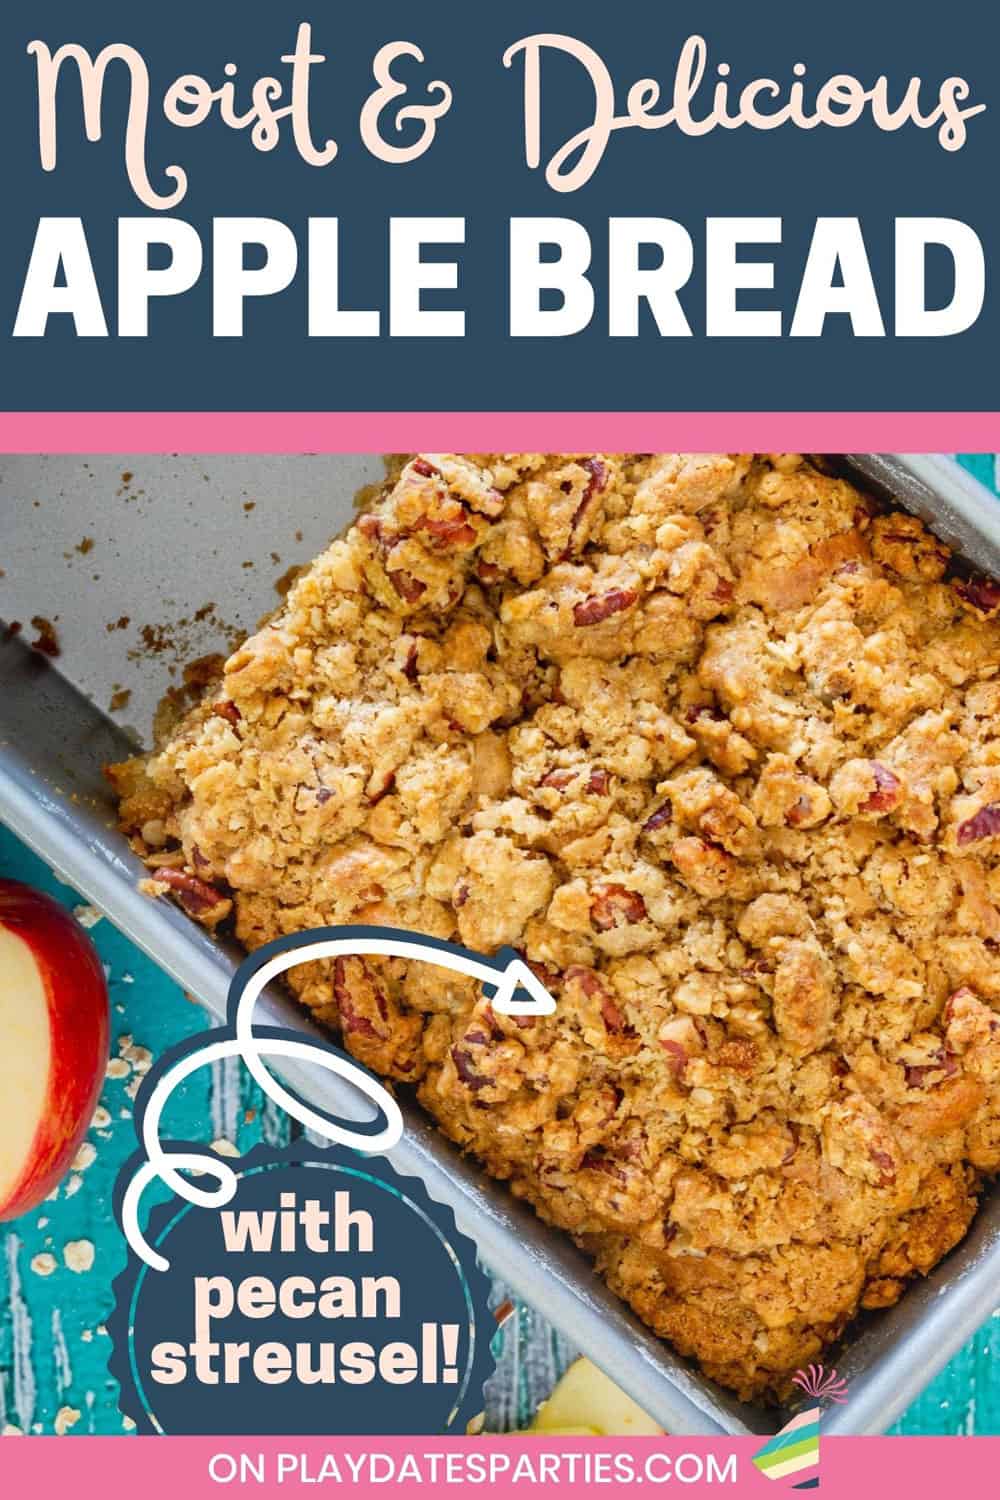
xmin=108 ymin=1141 xmax=496 ymax=1435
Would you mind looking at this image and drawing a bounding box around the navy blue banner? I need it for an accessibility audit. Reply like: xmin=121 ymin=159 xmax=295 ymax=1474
xmin=0 ymin=2 xmax=996 ymax=411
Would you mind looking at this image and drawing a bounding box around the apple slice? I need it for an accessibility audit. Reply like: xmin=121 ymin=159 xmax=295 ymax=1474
xmin=0 ymin=880 xmax=109 ymax=1221
xmin=530 ymin=1356 xmax=665 ymax=1436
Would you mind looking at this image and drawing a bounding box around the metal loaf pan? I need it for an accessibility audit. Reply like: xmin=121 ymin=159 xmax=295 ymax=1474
xmin=0 ymin=453 xmax=998 ymax=1438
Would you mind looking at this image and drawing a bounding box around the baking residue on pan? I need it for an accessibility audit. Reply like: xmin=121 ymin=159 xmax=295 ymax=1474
xmin=124 ymin=602 xmax=244 ymax=677
xmin=151 ymin=654 xmax=228 ymax=743
xmin=274 ymin=563 xmax=303 ymax=597
xmin=29 ymin=615 xmax=60 ymax=657
xmin=4 ymin=460 xmax=396 ymax=728
xmin=129 ymin=549 xmax=319 ymax=742
xmin=117 ymin=471 xmax=144 ymax=500
xmin=1 ymin=616 xmax=62 ymax=659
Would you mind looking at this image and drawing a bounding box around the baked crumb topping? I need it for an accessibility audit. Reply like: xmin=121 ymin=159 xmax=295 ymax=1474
xmin=108 ymin=454 xmax=1000 ymax=1401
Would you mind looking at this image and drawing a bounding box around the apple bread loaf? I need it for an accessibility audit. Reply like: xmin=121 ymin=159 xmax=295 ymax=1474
xmin=108 ymin=454 xmax=1000 ymax=1400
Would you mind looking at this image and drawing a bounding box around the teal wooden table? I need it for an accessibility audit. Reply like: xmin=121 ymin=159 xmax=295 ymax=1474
xmin=2 ymin=456 xmax=999 ymax=1438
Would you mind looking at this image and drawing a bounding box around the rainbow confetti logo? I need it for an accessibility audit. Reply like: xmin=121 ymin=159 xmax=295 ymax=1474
xmin=752 ymin=1366 xmax=849 ymax=1488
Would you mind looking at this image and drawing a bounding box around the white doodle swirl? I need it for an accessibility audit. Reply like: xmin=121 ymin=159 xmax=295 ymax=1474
xmin=121 ymin=936 xmax=555 ymax=1271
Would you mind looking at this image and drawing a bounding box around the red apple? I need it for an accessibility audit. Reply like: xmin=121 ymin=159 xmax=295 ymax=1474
xmin=0 ymin=880 xmax=109 ymax=1221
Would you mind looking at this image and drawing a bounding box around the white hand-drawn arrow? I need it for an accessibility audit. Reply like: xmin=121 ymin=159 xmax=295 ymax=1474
xmin=121 ymin=936 xmax=556 ymax=1270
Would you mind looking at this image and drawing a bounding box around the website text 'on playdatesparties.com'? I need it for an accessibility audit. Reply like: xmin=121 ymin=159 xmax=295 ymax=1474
xmin=0 ymin=6 xmax=999 ymax=1498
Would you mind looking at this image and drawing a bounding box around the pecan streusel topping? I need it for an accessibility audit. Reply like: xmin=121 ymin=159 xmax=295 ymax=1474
xmin=108 ymin=454 xmax=1000 ymax=1401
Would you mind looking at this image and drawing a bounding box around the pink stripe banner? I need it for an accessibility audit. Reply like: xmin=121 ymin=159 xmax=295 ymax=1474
xmin=0 ymin=1435 xmax=997 ymax=1497
xmin=0 ymin=412 xmax=996 ymax=453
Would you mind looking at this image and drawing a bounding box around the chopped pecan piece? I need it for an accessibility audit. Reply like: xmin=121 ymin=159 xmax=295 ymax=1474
xmin=904 ymin=1049 xmax=958 ymax=1089
xmin=451 ymin=1047 xmax=490 ymax=1090
xmin=786 ymin=796 xmax=814 ymax=826
xmin=751 ymin=757 xmax=832 ymax=831
xmin=401 ymin=640 xmax=419 ymax=680
xmin=954 ymin=575 xmax=1000 ymax=616
xmin=944 ymin=986 xmax=978 ymax=1026
xmin=870 ymin=1148 xmax=896 ymax=1187
xmin=599 ymin=995 xmax=629 ymax=1033
xmin=831 ymin=758 xmax=902 ymax=817
xmin=658 ymin=1016 xmax=704 ymax=1077
xmin=151 ymin=867 xmax=230 ymax=921
xmin=565 ymin=964 xmax=633 ymax=1035
xmin=590 ymin=883 xmax=648 ymax=932
xmin=476 ymin=1004 xmax=505 ymax=1042
xmin=564 ymin=964 xmax=604 ymax=997
xmin=418 ymin=508 xmax=478 ymax=548
xmin=540 ymin=768 xmax=575 ymax=791
xmin=642 ymin=802 xmax=672 ymax=834
xmin=573 ymin=588 xmax=637 ymax=627
xmin=861 ymin=763 xmax=902 ymax=813
xmin=357 ymin=514 xmax=384 ymax=543
xmin=212 ymin=700 xmax=241 ymax=725
xmin=333 ymin=956 xmax=389 ymax=1041
xmin=659 ymin=1038 xmax=687 ymax=1075
xmin=957 ymin=803 xmax=1000 ymax=846
xmin=781 ymin=1124 xmax=800 ymax=1166
xmin=670 ymin=837 xmax=733 ymax=899
xmin=582 ymin=456 xmax=607 ymax=494
xmin=541 ymin=766 xmax=609 ymax=796
xmin=580 ymin=1148 xmax=627 ymax=1184
xmin=559 ymin=458 xmax=609 ymax=559
xmin=387 ymin=569 xmax=427 ymax=603
xmin=871 ymin=513 xmax=948 ymax=580
xmin=945 ymin=986 xmax=1000 ymax=1044
xmin=823 ymin=1094 xmax=899 ymax=1189
xmin=515 ymin=951 xmax=561 ymax=990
